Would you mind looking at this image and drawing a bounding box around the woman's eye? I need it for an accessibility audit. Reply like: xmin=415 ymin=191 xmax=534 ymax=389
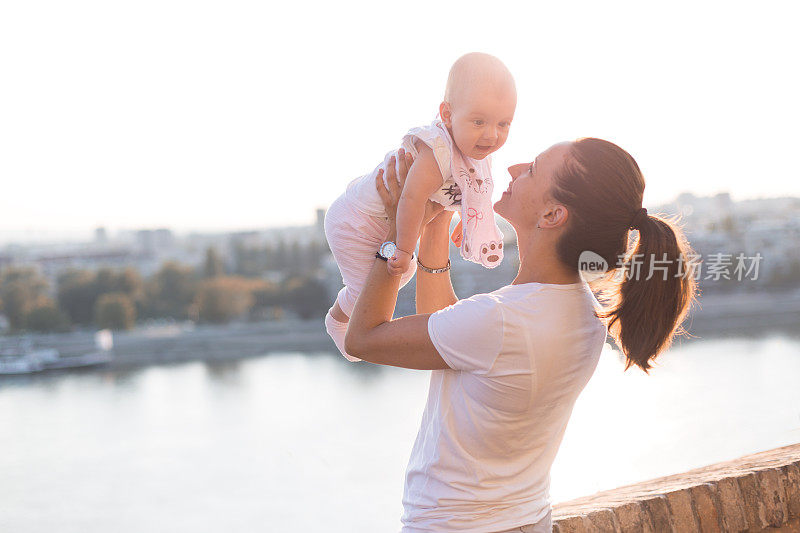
xmin=473 ymin=120 xmax=484 ymax=126
xmin=499 ymin=122 xmax=510 ymax=128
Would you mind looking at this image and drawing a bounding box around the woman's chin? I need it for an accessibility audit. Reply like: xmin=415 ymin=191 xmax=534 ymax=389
xmin=493 ymin=197 xmax=507 ymax=217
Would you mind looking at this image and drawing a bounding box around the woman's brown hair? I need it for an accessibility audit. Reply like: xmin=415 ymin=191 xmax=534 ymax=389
xmin=550 ymin=138 xmax=698 ymax=373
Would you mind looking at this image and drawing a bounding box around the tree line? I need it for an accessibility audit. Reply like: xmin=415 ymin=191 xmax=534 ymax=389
xmin=0 ymin=247 xmax=330 ymax=333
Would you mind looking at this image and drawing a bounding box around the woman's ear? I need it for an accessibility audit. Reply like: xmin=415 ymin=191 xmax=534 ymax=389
xmin=542 ymin=203 xmax=569 ymax=229
xmin=439 ymin=101 xmax=453 ymax=127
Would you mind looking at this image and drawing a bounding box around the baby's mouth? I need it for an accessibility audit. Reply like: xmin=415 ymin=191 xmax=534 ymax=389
xmin=476 ymin=145 xmax=493 ymax=151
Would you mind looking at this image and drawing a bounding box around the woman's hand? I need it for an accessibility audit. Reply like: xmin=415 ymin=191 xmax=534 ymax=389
xmin=375 ymin=149 xmax=411 ymax=222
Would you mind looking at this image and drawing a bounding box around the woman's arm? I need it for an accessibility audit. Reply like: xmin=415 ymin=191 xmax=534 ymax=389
xmin=416 ymin=211 xmax=458 ymax=314
xmin=344 ymin=155 xmax=450 ymax=370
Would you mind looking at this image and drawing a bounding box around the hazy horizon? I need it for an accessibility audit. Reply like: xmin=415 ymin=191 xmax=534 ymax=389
xmin=1 ymin=188 xmax=797 ymax=247
xmin=2 ymin=1 xmax=798 ymax=238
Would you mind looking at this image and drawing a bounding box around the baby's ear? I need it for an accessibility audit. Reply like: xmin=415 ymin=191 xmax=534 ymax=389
xmin=439 ymin=101 xmax=452 ymax=126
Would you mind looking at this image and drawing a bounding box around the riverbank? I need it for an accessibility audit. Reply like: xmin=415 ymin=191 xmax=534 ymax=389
xmin=685 ymin=288 xmax=800 ymax=338
xmin=8 ymin=320 xmax=335 ymax=371
xmin=2 ymin=288 xmax=798 ymax=372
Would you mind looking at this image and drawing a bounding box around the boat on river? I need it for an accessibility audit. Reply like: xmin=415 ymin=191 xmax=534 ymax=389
xmin=0 ymin=331 xmax=113 ymax=375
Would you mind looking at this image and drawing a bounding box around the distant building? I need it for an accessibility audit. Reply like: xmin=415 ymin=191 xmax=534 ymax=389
xmin=95 ymin=227 xmax=108 ymax=244
xmin=136 ymin=229 xmax=174 ymax=254
xmin=36 ymin=250 xmax=146 ymax=282
xmin=316 ymin=208 xmax=326 ymax=236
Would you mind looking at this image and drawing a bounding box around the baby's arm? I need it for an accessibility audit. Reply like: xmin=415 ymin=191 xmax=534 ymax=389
xmin=388 ymin=144 xmax=444 ymax=275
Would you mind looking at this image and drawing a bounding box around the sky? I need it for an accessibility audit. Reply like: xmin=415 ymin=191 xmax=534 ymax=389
xmin=1 ymin=1 xmax=798 ymax=242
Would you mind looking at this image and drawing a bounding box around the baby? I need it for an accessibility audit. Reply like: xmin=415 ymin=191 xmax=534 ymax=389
xmin=324 ymin=52 xmax=517 ymax=361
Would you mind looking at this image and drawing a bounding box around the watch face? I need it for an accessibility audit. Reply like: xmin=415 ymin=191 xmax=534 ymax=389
xmin=380 ymin=241 xmax=397 ymax=258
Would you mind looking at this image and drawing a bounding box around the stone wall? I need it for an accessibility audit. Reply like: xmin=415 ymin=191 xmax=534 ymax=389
xmin=551 ymin=443 xmax=800 ymax=532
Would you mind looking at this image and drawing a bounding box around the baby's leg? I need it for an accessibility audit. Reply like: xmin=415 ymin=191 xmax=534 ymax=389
xmin=329 ymin=300 xmax=349 ymax=323
xmin=323 ymin=195 xmax=421 ymax=361
xmin=323 ymin=197 xmax=391 ymax=361
xmin=324 ymin=302 xmax=358 ymax=362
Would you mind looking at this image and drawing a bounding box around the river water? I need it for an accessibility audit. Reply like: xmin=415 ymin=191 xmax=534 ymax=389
xmin=1 ymin=335 xmax=799 ymax=532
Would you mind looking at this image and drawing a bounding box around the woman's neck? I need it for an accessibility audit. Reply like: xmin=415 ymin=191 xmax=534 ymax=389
xmin=513 ymin=228 xmax=582 ymax=286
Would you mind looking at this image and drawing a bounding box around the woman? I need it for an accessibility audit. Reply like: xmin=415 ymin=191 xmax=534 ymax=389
xmin=344 ymin=138 xmax=697 ymax=532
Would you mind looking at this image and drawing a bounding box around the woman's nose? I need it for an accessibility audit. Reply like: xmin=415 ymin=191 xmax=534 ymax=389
xmin=507 ymin=163 xmax=526 ymax=178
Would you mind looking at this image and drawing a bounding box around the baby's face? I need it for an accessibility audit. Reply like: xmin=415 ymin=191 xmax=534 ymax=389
xmin=445 ymin=82 xmax=516 ymax=160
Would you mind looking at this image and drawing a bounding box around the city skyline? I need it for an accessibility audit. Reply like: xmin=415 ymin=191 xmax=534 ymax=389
xmin=1 ymin=189 xmax=799 ymax=246
xmin=2 ymin=1 xmax=798 ymax=239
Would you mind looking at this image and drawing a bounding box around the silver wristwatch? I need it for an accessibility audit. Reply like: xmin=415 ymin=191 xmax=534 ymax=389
xmin=376 ymin=241 xmax=397 ymax=261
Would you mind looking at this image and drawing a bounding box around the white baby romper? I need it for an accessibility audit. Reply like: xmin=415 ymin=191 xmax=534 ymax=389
xmin=323 ymin=119 xmax=504 ymax=361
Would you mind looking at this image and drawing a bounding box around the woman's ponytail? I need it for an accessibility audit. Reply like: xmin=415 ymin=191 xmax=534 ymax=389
xmin=550 ymin=138 xmax=698 ymax=373
xmin=596 ymin=214 xmax=698 ymax=373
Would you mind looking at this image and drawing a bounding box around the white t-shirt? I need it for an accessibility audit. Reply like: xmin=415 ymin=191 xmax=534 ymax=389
xmin=401 ymin=280 xmax=608 ymax=532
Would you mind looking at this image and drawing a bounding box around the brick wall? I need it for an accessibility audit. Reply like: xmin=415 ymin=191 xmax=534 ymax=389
xmin=551 ymin=443 xmax=800 ymax=532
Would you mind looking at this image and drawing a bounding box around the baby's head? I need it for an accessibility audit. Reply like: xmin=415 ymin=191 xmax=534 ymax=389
xmin=440 ymin=53 xmax=517 ymax=160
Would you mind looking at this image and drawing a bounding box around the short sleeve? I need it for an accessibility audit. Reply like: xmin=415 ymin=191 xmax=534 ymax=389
xmin=402 ymin=121 xmax=452 ymax=184
xmin=427 ymin=293 xmax=503 ymax=374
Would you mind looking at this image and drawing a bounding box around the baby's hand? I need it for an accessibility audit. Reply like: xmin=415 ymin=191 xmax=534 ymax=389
xmin=387 ymin=249 xmax=413 ymax=276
